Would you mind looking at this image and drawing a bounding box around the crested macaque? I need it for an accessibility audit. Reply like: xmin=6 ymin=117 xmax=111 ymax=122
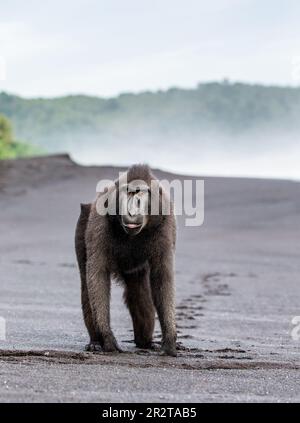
xmin=75 ymin=164 xmax=177 ymax=356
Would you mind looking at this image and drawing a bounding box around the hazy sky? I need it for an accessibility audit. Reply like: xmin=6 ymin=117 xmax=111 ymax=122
xmin=0 ymin=0 xmax=300 ymax=98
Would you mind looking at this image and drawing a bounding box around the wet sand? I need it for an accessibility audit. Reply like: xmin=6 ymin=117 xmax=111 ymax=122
xmin=0 ymin=155 xmax=299 ymax=402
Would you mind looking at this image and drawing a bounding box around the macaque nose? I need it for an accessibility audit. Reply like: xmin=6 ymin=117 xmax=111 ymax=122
xmin=123 ymin=200 xmax=143 ymax=225
xmin=128 ymin=207 xmax=137 ymax=217
xmin=127 ymin=196 xmax=140 ymax=217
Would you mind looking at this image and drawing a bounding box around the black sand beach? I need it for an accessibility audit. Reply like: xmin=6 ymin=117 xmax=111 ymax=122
xmin=0 ymin=155 xmax=299 ymax=402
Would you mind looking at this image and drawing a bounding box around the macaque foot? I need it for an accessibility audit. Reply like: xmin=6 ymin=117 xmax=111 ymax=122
xmin=102 ymin=336 xmax=122 ymax=353
xmin=135 ymin=340 xmax=158 ymax=350
xmin=161 ymin=341 xmax=177 ymax=357
xmin=85 ymin=341 xmax=102 ymax=352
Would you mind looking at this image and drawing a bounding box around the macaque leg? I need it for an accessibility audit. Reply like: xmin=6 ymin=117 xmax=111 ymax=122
xmin=86 ymin=260 xmax=121 ymax=352
xmin=123 ymin=270 xmax=155 ymax=348
xmin=75 ymin=204 xmax=100 ymax=348
xmin=81 ymin=276 xmax=100 ymax=349
xmin=150 ymin=253 xmax=177 ymax=356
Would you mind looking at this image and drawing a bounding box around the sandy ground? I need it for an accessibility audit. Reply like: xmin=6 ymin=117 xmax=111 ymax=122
xmin=0 ymin=154 xmax=299 ymax=403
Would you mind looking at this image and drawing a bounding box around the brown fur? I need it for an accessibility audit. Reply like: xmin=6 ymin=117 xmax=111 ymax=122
xmin=75 ymin=164 xmax=177 ymax=356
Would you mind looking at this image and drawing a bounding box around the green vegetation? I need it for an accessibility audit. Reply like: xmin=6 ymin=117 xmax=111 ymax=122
xmin=0 ymin=114 xmax=42 ymax=159
xmin=0 ymin=82 xmax=300 ymax=153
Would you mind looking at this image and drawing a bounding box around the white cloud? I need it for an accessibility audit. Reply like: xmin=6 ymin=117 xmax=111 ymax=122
xmin=0 ymin=0 xmax=300 ymax=97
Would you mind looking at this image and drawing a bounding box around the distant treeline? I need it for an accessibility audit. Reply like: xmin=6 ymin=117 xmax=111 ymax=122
xmin=0 ymin=82 xmax=300 ymax=152
xmin=0 ymin=114 xmax=42 ymax=159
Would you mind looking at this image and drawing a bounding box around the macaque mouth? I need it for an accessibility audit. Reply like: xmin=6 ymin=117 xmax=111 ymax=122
xmin=123 ymin=223 xmax=142 ymax=229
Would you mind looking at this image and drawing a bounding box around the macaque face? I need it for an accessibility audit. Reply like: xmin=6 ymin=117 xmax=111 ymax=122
xmin=118 ymin=180 xmax=150 ymax=235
